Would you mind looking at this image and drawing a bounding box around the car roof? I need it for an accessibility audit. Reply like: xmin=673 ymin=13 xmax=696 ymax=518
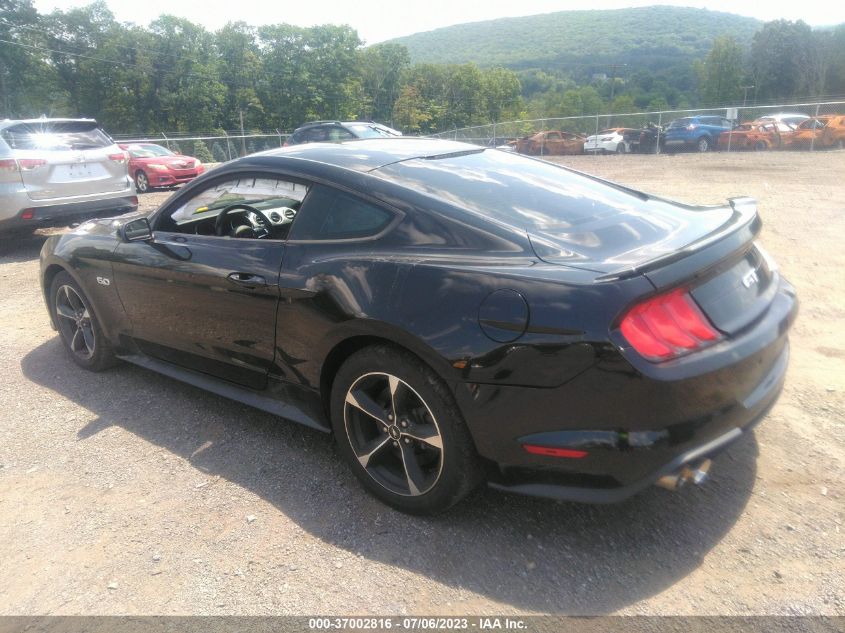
xmin=249 ymin=138 xmax=477 ymax=173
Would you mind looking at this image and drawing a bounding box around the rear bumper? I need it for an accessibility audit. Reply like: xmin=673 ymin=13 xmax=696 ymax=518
xmin=457 ymin=277 xmax=797 ymax=503
xmin=0 ymin=194 xmax=138 ymax=232
xmin=488 ymin=345 xmax=785 ymax=503
xmin=584 ymin=140 xmax=620 ymax=153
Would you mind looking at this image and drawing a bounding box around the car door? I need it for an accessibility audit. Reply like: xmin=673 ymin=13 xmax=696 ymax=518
xmin=111 ymin=173 xmax=304 ymax=389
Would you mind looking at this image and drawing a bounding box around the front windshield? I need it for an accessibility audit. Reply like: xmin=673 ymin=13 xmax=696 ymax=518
xmin=346 ymin=123 xmax=402 ymax=139
xmin=127 ymin=143 xmax=173 ymax=158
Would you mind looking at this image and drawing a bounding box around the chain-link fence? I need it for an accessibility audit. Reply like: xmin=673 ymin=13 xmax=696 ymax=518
xmin=430 ymin=100 xmax=845 ymax=154
xmin=110 ymin=131 xmax=290 ymax=162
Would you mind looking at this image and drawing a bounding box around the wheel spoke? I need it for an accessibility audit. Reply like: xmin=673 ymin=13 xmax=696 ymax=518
xmin=399 ymin=441 xmax=427 ymax=496
xmin=402 ymin=424 xmax=443 ymax=451
xmin=56 ymin=303 xmax=76 ymax=321
xmin=70 ymin=327 xmax=84 ymax=352
xmin=388 ymin=374 xmax=401 ymax=419
xmin=65 ymin=286 xmax=82 ymax=311
xmin=345 ymin=389 xmax=390 ymax=426
xmin=355 ymin=435 xmax=393 ymax=469
xmin=80 ymin=324 xmax=94 ymax=353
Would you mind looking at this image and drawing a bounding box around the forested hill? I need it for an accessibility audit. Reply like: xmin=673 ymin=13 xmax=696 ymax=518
xmin=387 ymin=6 xmax=762 ymax=71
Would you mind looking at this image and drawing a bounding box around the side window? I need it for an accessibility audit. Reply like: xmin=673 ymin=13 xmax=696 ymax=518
xmin=306 ymin=127 xmax=329 ymax=142
xmin=157 ymin=175 xmax=308 ymax=239
xmin=328 ymin=127 xmax=356 ymax=141
xmin=290 ymin=185 xmax=395 ymax=241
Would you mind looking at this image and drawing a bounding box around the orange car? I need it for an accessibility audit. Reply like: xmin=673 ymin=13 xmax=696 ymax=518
xmin=787 ymin=115 xmax=845 ymax=149
xmin=717 ymin=120 xmax=793 ymax=151
xmin=511 ymin=130 xmax=585 ymax=155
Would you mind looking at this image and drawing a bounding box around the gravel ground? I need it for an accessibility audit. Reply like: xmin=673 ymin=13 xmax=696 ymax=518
xmin=0 ymin=150 xmax=842 ymax=616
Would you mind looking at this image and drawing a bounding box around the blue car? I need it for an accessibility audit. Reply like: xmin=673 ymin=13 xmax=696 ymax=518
xmin=664 ymin=115 xmax=734 ymax=153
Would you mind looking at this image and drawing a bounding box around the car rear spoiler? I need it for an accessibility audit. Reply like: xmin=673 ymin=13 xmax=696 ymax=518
xmin=596 ymin=197 xmax=762 ymax=282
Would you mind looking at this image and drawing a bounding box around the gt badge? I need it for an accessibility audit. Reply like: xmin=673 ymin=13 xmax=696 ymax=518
xmin=741 ymin=269 xmax=759 ymax=289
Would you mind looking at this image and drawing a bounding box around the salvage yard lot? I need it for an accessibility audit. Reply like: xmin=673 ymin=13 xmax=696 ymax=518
xmin=0 ymin=150 xmax=842 ymax=615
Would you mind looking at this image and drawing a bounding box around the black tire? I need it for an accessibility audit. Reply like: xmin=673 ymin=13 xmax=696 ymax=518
xmin=616 ymin=141 xmax=628 ymax=154
xmin=330 ymin=345 xmax=483 ymax=515
xmin=754 ymin=140 xmax=768 ymax=151
xmin=134 ymin=170 xmax=151 ymax=193
xmin=696 ymin=136 xmax=711 ymax=153
xmin=50 ymin=271 xmax=117 ymax=371
xmin=837 ymin=139 xmax=845 ymax=150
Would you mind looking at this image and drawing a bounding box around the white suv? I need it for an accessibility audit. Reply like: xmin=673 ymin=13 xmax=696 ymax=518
xmin=0 ymin=118 xmax=137 ymax=234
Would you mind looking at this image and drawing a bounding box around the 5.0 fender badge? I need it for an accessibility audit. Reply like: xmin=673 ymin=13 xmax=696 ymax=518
xmin=96 ymin=276 xmax=111 ymax=286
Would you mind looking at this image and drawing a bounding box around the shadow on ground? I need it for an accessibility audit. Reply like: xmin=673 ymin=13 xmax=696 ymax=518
xmin=0 ymin=231 xmax=51 ymax=263
xmin=21 ymin=338 xmax=757 ymax=613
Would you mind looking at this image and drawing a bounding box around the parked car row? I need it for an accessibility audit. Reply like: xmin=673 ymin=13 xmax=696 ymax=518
xmin=505 ymin=112 xmax=845 ymax=157
xmin=718 ymin=114 xmax=845 ymax=151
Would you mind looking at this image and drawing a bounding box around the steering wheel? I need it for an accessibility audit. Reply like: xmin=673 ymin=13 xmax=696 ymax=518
xmin=214 ymin=203 xmax=275 ymax=238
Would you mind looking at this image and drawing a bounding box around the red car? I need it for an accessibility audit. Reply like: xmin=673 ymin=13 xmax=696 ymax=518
xmin=119 ymin=143 xmax=205 ymax=193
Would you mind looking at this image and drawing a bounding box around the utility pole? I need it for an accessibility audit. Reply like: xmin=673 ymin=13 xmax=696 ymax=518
xmin=239 ymin=109 xmax=247 ymax=157
xmin=740 ymin=85 xmax=754 ymax=107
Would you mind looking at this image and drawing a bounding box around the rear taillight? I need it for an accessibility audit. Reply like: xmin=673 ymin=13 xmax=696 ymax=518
xmin=0 ymin=159 xmax=18 ymax=172
xmin=18 ymin=158 xmax=47 ymax=170
xmin=620 ymin=288 xmax=720 ymax=361
xmin=108 ymin=152 xmax=128 ymax=164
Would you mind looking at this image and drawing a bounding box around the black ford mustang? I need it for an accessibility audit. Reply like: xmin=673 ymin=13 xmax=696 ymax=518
xmin=39 ymin=138 xmax=797 ymax=514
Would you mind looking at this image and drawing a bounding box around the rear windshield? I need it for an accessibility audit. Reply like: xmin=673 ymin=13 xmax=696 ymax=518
xmin=125 ymin=143 xmax=173 ymax=158
xmin=373 ymin=149 xmax=646 ymax=234
xmin=346 ymin=123 xmax=402 ymax=139
xmin=667 ymin=118 xmax=693 ymax=129
xmin=1 ymin=121 xmax=112 ymax=151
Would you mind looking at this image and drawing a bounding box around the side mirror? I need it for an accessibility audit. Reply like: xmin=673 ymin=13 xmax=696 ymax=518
xmin=120 ymin=217 xmax=152 ymax=242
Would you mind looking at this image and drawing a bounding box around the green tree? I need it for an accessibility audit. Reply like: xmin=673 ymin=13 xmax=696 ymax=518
xmin=481 ymin=67 xmax=522 ymax=123
xmin=0 ymin=0 xmax=63 ymax=117
xmin=751 ymin=20 xmax=816 ymax=100
xmin=359 ymin=43 xmax=410 ymax=123
xmin=215 ymin=22 xmax=264 ymax=131
xmin=697 ymin=36 xmax=744 ymax=106
xmin=392 ymin=85 xmax=433 ymax=133
xmin=192 ymin=140 xmax=214 ymax=162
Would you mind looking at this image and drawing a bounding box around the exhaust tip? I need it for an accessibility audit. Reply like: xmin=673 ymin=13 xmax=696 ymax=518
xmin=655 ymin=459 xmax=713 ymax=491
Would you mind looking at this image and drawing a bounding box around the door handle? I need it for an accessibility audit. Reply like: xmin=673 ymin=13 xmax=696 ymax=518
xmin=227 ymin=272 xmax=267 ymax=288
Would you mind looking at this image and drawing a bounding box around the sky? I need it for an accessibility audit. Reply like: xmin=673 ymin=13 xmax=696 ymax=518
xmin=30 ymin=0 xmax=845 ymax=44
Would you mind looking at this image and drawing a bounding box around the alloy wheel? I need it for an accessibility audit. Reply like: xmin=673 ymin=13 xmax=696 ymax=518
xmin=55 ymin=284 xmax=95 ymax=360
xmin=135 ymin=171 xmax=149 ymax=193
xmin=344 ymin=372 xmax=444 ymax=496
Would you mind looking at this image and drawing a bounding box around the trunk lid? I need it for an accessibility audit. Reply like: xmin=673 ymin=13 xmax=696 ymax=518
xmin=530 ymin=196 xmax=772 ymax=336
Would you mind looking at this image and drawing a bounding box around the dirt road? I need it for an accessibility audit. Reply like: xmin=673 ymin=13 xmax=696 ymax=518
xmin=0 ymin=150 xmax=842 ymax=615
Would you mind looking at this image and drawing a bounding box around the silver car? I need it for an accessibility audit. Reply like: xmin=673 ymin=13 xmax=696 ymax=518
xmin=0 ymin=118 xmax=137 ymax=234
